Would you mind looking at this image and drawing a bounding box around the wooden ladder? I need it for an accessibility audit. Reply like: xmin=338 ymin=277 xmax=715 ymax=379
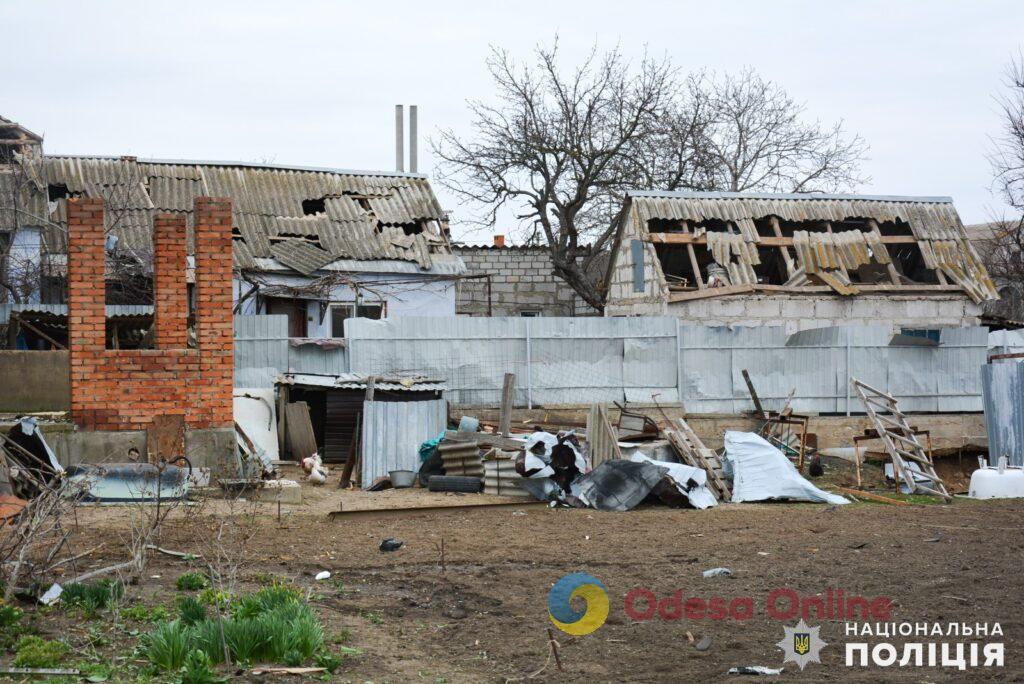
xmin=850 ymin=378 xmax=950 ymax=501
xmin=664 ymin=418 xmax=731 ymax=502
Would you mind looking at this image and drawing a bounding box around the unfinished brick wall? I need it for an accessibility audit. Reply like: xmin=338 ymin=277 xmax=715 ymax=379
xmin=68 ymin=197 xmax=234 ymax=431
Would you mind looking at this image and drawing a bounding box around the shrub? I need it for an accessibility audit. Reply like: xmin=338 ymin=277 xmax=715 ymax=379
xmin=0 ymin=603 xmax=23 ymax=628
xmin=13 ymin=635 xmax=69 ymax=668
xmin=176 ymin=572 xmax=209 ymax=592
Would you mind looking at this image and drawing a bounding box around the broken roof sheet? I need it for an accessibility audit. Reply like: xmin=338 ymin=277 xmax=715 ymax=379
xmin=277 ymin=372 xmax=446 ymax=393
xmin=6 ymin=155 xmax=455 ymax=273
xmin=628 ymin=190 xmax=998 ymax=302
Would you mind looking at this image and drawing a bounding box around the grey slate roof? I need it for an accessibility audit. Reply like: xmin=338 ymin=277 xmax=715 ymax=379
xmin=1 ymin=154 xmax=454 ymax=274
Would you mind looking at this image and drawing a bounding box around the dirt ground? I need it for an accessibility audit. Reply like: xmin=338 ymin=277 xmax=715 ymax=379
xmin=6 ymin=468 xmax=1023 ymax=684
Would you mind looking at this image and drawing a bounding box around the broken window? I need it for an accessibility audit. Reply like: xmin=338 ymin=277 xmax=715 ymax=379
xmin=302 ymin=198 xmax=326 ymax=216
xmin=330 ymin=302 xmax=384 ymax=336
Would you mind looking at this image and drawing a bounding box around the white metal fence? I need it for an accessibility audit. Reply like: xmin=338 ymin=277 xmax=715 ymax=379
xmin=234 ymin=315 xmax=987 ymax=413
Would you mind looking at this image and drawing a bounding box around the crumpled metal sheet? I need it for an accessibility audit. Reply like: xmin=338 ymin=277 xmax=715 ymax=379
xmin=723 ymin=431 xmax=848 ymax=505
xmin=575 ymin=460 xmax=667 ymax=511
xmin=629 ymin=453 xmax=717 ymax=509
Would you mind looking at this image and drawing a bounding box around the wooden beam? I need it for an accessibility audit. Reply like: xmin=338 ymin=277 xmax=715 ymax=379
xmin=681 ymin=220 xmax=705 ymax=289
xmin=648 ymin=233 xmax=919 ymax=247
xmin=499 ymin=373 xmax=515 ymax=437
xmin=866 ymin=219 xmax=902 ymax=286
xmin=10 ymin=313 xmax=67 ymax=350
xmin=741 ymin=369 xmax=767 ymax=420
xmin=768 ymin=216 xmax=796 ymax=278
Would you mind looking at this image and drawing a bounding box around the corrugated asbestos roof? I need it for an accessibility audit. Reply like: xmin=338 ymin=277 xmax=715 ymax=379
xmin=628 ymin=190 xmax=998 ymax=302
xmin=276 ymin=372 xmax=446 ymax=392
xmin=0 ymin=303 xmax=153 ymax=324
xmin=2 ymin=155 xmax=453 ymax=273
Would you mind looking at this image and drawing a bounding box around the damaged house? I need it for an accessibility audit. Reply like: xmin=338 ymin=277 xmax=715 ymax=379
xmin=1 ymin=135 xmax=463 ymax=348
xmin=605 ymin=191 xmax=998 ymax=332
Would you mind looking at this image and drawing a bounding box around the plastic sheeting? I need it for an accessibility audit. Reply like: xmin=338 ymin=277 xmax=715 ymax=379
xmin=723 ymin=431 xmax=848 ymax=505
xmin=629 ymin=453 xmax=717 ymax=509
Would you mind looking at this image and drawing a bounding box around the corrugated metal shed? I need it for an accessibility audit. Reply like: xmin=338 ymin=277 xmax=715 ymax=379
xmin=7 ymin=155 xmax=456 ymax=273
xmin=981 ymin=362 xmax=1024 ymax=467
xmin=360 ymin=398 xmax=447 ymax=487
xmin=627 ymin=190 xmax=997 ymax=302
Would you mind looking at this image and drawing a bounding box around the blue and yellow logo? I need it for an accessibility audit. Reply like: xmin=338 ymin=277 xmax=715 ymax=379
xmin=547 ymin=573 xmax=609 ymax=635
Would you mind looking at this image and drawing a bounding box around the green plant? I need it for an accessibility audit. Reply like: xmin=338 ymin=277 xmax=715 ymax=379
xmin=176 ymin=572 xmax=209 ymax=592
xmin=233 ymin=584 xmax=302 ymax=620
xmin=314 ymin=649 xmax=343 ymax=674
xmin=176 ymin=596 xmax=207 ymax=626
xmin=144 ymin=620 xmax=191 ymax=671
xmin=0 ymin=603 xmax=23 ymax=628
xmin=198 ymin=588 xmax=231 ymax=609
xmin=221 ymin=617 xmax=269 ymax=664
xmin=180 ymin=649 xmax=225 ymax=684
xmin=62 ymin=580 xmax=125 ymax=617
xmin=13 ymin=635 xmax=69 ymax=668
xmin=190 ymin=619 xmax=228 ymax=665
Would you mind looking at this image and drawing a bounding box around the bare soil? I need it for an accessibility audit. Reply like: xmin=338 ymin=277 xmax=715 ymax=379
xmin=5 ymin=476 xmax=1023 ymax=683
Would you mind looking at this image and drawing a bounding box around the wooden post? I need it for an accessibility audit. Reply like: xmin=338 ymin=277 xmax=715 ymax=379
xmin=866 ymin=219 xmax=902 ymax=286
xmin=499 ymin=373 xmax=515 ymax=437
xmin=768 ymin=216 xmax=796 ymax=278
xmin=741 ymin=369 xmax=766 ymax=420
xmin=681 ymin=220 xmax=705 ymax=289
xmin=277 ymin=384 xmax=288 ymax=460
xmin=365 ymin=376 xmax=376 ymax=402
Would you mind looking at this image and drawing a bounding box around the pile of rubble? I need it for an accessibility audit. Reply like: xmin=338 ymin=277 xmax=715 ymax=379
xmin=414 ymin=406 xmax=847 ymax=512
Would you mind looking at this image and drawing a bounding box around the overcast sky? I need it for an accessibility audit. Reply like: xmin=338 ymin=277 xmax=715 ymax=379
xmin=3 ymin=1 xmax=1022 ymax=240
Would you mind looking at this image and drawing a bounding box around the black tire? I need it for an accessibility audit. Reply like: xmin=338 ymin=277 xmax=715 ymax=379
xmin=427 ymin=475 xmax=483 ymax=493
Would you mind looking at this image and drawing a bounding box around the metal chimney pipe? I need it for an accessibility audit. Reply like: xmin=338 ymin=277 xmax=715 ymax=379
xmin=395 ymin=105 xmax=404 ymax=172
xmin=409 ymin=105 xmax=418 ymax=173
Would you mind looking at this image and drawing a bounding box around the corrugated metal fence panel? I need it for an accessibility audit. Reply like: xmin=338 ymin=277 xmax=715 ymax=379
xmin=289 ymin=344 xmax=348 ymax=375
xmin=360 ymin=398 xmax=447 ymax=486
xmin=982 ymin=362 xmax=1024 ymax=466
xmin=234 ymin=315 xmax=289 ymax=388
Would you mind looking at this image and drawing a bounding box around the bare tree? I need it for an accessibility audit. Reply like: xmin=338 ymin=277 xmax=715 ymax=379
xmin=992 ymin=54 xmax=1024 ymax=215
xmin=434 ymin=41 xmax=676 ymax=309
xmin=434 ymin=42 xmax=868 ymax=309
xmin=678 ymin=69 xmax=868 ymax=193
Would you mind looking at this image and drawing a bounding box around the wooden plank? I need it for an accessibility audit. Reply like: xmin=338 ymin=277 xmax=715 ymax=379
xmin=284 ymin=401 xmax=318 ymax=461
xmin=648 ymin=233 xmax=920 ymax=247
xmin=338 ymin=410 xmax=361 ymax=488
xmin=499 ymin=373 xmax=516 ymax=437
xmin=768 ymin=216 xmax=797 ymax=278
xmin=741 ymin=369 xmax=766 ymax=420
xmin=833 ymin=487 xmax=909 ymax=506
xmin=586 ymin=404 xmax=621 ymax=469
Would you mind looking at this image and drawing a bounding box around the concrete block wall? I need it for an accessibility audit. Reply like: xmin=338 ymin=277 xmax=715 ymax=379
xmin=454 ymin=246 xmax=599 ymax=316
xmin=667 ymin=294 xmax=983 ymax=334
xmin=67 ymin=197 xmax=234 ymax=431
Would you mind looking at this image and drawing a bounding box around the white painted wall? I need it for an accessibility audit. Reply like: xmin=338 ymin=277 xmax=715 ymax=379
xmin=233 ymin=272 xmax=455 ymax=338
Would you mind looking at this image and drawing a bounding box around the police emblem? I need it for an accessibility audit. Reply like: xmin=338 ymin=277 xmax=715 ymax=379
xmin=777 ymin=619 xmax=826 ymax=670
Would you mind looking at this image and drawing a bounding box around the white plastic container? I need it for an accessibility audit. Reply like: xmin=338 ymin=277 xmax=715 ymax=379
xmin=969 ymin=457 xmax=1024 ymax=499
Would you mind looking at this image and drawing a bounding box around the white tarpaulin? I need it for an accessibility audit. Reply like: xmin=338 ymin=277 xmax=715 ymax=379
xmin=723 ymin=431 xmax=849 ymax=505
xmin=629 ymin=453 xmax=718 ymax=509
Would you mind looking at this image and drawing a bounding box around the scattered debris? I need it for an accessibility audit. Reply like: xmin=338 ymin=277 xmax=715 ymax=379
xmin=379 ymin=538 xmax=404 ymax=552
xmin=38 ymin=583 xmax=62 ymax=605
xmin=702 ymin=567 xmax=732 ymax=578
xmin=695 ymin=634 xmax=713 ymax=651
xmin=727 ymin=666 xmax=783 ymax=676
xmin=314 ymin=570 xmax=331 ymax=581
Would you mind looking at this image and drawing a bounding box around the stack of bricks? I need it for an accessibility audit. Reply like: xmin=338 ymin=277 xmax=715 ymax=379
xmin=67 ymin=197 xmax=234 ymax=431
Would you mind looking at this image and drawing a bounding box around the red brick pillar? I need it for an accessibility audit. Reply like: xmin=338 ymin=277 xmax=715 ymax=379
xmin=193 ymin=197 xmax=234 ymax=427
xmin=67 ymin=198 xmax=107 ymax=428
xmin=153 ymin=214 xmax=189 ymax=348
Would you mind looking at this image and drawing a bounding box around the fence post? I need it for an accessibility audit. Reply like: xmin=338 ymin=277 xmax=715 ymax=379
xmin=675 ymin=318 xmax=683 ymax=408
xmin=525 ymin=318 xmax=533 ymax=409
xmin=845 ymin=332 xmax=852 ymax=416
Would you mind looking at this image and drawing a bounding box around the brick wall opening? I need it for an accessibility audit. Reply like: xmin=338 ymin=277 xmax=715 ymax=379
xmin=67 ymin=197 xmax=234 ymax=431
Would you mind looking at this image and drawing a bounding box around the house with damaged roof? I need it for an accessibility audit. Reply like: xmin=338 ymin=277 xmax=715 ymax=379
xmin=604 ymin=190 xmax=998 ymax=333
xmin=0 ymin=130 xmax=463 ymax=347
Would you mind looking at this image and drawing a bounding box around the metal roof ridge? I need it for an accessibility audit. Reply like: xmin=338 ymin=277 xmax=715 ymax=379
xmin=42 ymin=154 xmax=429 ymax=179
xmin=627 ymin=189 xmax=955 ymax=204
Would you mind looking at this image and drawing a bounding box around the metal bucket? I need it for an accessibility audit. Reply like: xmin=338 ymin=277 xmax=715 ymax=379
xmin=389 ymin=469 xmax=416 ymax=488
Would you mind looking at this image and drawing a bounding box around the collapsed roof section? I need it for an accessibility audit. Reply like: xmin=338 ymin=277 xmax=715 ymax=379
xmin=3 ymin=154 xmax=454 ymax=274
xmin=624 ymin=190 xmax=998 ymax=304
